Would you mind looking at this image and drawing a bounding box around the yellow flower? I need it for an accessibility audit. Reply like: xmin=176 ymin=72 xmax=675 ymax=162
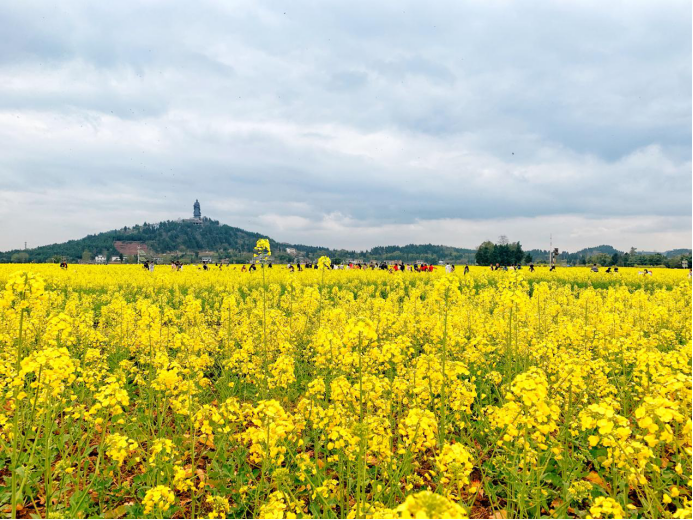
xmin=588 ymin=496 xmax=625 ymax=519
xmin=318 ymin=256 xmax=331 ymax=269
xmin=142 ymin=485 xmax=175 ymax=515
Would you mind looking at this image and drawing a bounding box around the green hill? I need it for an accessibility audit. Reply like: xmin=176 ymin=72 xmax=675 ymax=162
xmin=0 ymin=219 xmax=292 ymax=264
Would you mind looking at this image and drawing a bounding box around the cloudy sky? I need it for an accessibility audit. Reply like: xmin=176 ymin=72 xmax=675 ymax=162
xmin=1 ymin=0 xmax=691 ymax=253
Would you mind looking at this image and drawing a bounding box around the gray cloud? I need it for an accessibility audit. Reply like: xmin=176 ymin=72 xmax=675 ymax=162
xmin=0 ymin=0 xmax=690 ymax=252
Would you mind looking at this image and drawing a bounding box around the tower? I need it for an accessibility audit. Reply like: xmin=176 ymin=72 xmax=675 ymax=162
xmin=193 ymin=200 xmax=201 ymax=219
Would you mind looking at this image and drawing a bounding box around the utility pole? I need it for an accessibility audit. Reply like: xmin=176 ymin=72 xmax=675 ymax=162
xmin=549 ymin=234 xmax=559 ymax=267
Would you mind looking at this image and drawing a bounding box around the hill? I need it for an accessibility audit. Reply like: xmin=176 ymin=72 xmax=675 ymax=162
xmin=0 ymin=219 xmax=294 ymax=264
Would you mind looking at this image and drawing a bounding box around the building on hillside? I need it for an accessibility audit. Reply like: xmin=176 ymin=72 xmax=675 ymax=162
xmin=110 ymin=256 xmax=121 ymax=263
xmin=94 ymin=255 xmax=106 ymax=264
xmin=201 ymin=256 xmax=213 ymax=263
xmin=286 ymin=247 xmax=298 ymax=255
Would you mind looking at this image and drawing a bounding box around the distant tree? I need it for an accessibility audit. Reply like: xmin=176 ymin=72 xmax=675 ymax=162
xmin=588 ymin=253 xmax=611 ymax=266
xmin=475 ymin=241 xmax=495 ymax=266
xmin=666 ymin=253 xmax=692 ymax=269
xmin=524 ymin=253 xmax=533 ymax=264
xmin=496 ymin=243 xmax=511 ymax=265
xmin=82 ymin=250 xmax=92 ymax=262
xmin=510 ymin=242 xmax=524 ymax=264
xmin=11 ymin=252 xmax=29 ymax=263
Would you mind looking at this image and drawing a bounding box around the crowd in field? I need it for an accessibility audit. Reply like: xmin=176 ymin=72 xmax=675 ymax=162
xmin=56 ymin=257 xmax=691 ymax=280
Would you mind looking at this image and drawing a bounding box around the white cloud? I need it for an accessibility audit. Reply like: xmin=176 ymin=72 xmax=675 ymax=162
xmin=0 ymin=0 xmax=690 ymax=252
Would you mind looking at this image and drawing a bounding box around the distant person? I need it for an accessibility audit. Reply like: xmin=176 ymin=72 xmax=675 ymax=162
xmin=149 ymin=262 xmax=154 ymax=272
xmin=606 ymin=267 xmax=611 ymax=273
xmin=591 ymin=264 xmax=598 ymax=273
xmin=549 ymin=264 xmax=556 ymax=272
xmin=464 ymin=265 xmax=470 ymax=275
xmin=614 ymin=266 xmax=619 ymax=273
xmin=241 ymin=265 xmax=247 ymax=272
xmin=445 ymin=263 xmax=452 ymax=273
xmin=529 ymin=263 xmax=535 ymax=272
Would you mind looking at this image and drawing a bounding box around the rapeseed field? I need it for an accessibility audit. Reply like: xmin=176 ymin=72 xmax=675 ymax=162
xmin=0 ymin=260 xmax=690 ymax=519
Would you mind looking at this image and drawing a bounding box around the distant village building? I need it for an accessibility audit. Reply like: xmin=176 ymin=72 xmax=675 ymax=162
xmin=286 ymin=247 xmax=298 ymax=255
xmin=94 ymin=255 xmax=106 ymax=264
xmin=201 ymin=256 xmax=213 ymax=263
xmin=110 ymin=256 xmax=121 ymax=263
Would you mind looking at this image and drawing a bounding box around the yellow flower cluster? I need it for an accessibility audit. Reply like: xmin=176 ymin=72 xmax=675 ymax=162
xmin=371 ymin=490 xmax=468 ymax=518
xmin=243 ymin=399 xmax=299 ymax=465
xmin=587 ymin=496 xmax=625 ymax=519
xmin=488 ymin=367 xmax=559 ymax=450
xmin=436 ymin=442 xmax=474 ymax=492
xmin=142 ymin=485 xmax=175 ymax=514
xmin=205 ymin=495 xmax=230 ymax=518
xmin=105 ymin=433 xmax=139 ymax=467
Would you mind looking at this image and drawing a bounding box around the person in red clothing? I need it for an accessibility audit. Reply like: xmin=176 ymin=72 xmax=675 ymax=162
xmin=428 ymin=265 xmax=434 ymax=272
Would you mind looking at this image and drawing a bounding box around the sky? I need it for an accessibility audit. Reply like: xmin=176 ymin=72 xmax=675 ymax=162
xmin=0 ymin=0 xmax=691 ymax=253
